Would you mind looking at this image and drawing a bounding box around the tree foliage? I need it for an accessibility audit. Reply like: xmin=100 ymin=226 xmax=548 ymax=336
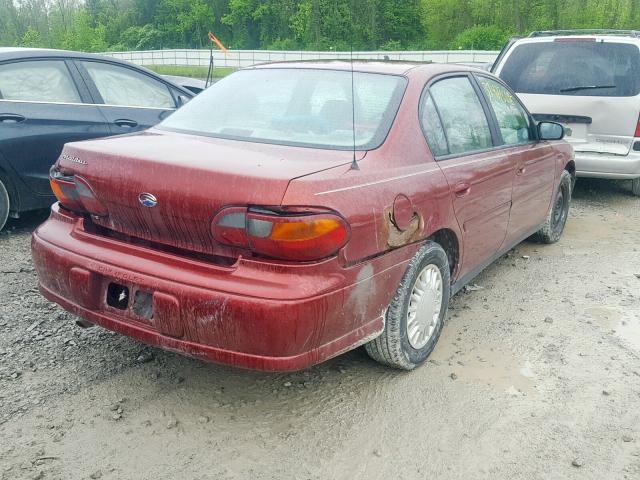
xmin=3 ymin=0 xmax=640 ymax=52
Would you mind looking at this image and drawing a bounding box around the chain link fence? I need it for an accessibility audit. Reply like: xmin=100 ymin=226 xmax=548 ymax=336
xmin=104 ymin=49 xmax=499 ymax=69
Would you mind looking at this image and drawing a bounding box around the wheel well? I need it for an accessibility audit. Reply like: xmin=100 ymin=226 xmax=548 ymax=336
xmin=429 ymin=229 xmax=459 ymax=277
xmin=564 ymin=160 xmax=576 ymax=189
xmin=565 ymin=160 xmax=576 ymax=177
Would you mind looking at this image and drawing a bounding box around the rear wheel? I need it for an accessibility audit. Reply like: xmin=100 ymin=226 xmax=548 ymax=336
xmin=0 ymin=179 xmax=9 ymax=232
xmin=537 ymin=170 xmax=572 ymax=244
xmin=365 ymin=241 xmax=450 ymax=370
xmin=632 ymin=178 xmax=640 ymax=196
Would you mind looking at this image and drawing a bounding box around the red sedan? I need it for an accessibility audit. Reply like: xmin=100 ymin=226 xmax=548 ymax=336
xmin=32 ymin=62 xmax=574 ymax=371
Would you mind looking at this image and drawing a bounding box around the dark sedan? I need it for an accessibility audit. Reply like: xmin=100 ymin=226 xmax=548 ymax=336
xmin=0 ymin=48 xmax=195 ymax=230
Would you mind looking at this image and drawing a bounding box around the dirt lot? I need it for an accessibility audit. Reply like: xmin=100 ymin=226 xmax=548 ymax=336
xmin=0 ymin=179 xmax=639 ymax=480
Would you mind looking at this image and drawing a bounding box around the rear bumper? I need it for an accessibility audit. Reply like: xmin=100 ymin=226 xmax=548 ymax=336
xmin=37 ymin=282 xmax=382 ymax=372
xmin=31 ymin=205 xmax=410 ymax=371
xmin=575 ymin=151 xmax=640 ymax=179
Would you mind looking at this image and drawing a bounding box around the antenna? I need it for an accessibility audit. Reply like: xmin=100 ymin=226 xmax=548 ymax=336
xmin=349 ymin=1 xmax=359 ymax=171
xmin=205 ymin=32 xmax=230 ymax=88
xmin=205 ymin=39 xmax=214 ymax=88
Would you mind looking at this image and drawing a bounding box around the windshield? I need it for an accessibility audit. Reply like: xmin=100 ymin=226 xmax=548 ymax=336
xmin=499 ymin=41 xmax=640 ymax=97
xmin=158 ymin=68 xmax=407 ymax=150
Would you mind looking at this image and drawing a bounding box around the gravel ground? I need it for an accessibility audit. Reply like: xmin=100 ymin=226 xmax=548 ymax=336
xmin=0 ymin=178 xmax=639 ymax=480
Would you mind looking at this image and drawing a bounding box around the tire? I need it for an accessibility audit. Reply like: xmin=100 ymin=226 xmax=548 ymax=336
xmin=365 ymin=241 xmax=451 ymax=370
xmin=0 ymin=179 xmax=9 ymax=232
xmin=632 ymin=178 xmax=640 ymax=197
xmin=536 ymin=170 xmax=572 ymax=244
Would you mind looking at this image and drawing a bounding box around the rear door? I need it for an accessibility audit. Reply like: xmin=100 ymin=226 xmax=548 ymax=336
xmin=0 ymin=58 xmax=109 ymax=201
xmin=474 ymin=74 xmax=555 ymax=243
xmin=496 ymin=39 xmax=640 ymax=156
xmin=75 ymin=60 xmax=178 ymax=135
xmin=422 ymin=74 xmax=517 ymax=279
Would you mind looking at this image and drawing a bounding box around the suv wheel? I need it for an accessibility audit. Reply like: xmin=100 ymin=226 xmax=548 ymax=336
xmin=632 ymin=178 xmax=640 ymax=196
xmin=0 ymin=179 xmax=9 ymax=231
xmin=537 ymin=170 xmax=572 ymax=244
xmin=365 ymin=241 xmax=450 ymax=370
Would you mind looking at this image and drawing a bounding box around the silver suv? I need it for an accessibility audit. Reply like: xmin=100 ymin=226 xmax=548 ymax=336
xmin=492 ymin=30 xmax=640 ymax=195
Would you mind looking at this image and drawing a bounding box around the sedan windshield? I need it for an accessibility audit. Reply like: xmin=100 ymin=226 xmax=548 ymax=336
xmin=158 ymin=68 xmax=407 ymax=150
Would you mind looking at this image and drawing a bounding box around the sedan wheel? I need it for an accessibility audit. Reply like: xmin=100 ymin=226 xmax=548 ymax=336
xmin=0 ymin=179 xmax=9 ymax=232
xmin=537 ymin=170 xmax=572 ymax=244
xmin=407 ymin=265 xmax=443 ymax=350
xmin=365 ymin=241 xmax=450 ymax=370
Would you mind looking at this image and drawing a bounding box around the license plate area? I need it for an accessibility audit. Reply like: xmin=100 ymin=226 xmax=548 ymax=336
xmin=106 ymin=282 xmax=129 ymax=310
xmin=105 ymin=282 xmax=154 ymax=322
xmin=102 ymin=280 xmax=182 ymax=338
xmin=132 ymin=290 xmax=154 ymax=320
xmin=562 ymin=123 xmax=587 ymax=140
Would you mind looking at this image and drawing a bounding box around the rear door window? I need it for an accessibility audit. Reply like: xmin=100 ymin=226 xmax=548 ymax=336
xmin=477 ymin=76 xmax=532 ymax=145
xmin=499 ymin=41 xmax=640 ymax=97
xmin=429 ymin=77 xmax=493 ymax=155
xmin=0 ymin=60 xmax=81 ymax=103
xmin=81 ymin=61 xmax=175 ymax=108
xmin=419 ymin=94 xmax=449 ymax=156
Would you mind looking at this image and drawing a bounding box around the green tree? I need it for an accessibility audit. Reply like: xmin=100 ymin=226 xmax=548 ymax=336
xmin=3 ymin=0 xmax=640 ymax=53
xmin=62 ymin=9 xmax=108 ymax=52
xmin=178 ymin=0 xmax=216 ymax=47
xmin=450 ymin=25 xmax=510 ymax=50
xmin=19 ymin=27 xmax=43 ymax=47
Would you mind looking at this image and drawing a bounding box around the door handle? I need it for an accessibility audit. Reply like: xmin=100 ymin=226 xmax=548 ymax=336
xmin=0 ymin=113 xmax=26 ymax=123
xmin=114 ymin=119 xmax=138 ymax=128
xmin=454 ymin=182 xmax=471 ymax=197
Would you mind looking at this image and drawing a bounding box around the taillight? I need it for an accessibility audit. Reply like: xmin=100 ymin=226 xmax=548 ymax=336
xmin=212 ymin=207 xmax=350 ymax=261
xmin=50 ymin=166 xmax=84 ymax=212
xmin=49 ymin=167 xmax=108 ymax=216
xmin=74 ymin=176 xmax=108 ymax=216
xmin=634 ymin=120 xmax=640 ymax=138
xmin=554 ymin=37 xmax=596 ymax=42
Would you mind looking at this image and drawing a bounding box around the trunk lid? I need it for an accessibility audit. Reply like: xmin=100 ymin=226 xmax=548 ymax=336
xmin=522 ymin=93 xmax=640 ymax=156
xmin=58 ymin=130 xmax=353 ymax=257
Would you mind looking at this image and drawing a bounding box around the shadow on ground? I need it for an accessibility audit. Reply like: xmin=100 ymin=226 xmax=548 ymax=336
xmin=572 ymin=176 xmax=636 ymax=200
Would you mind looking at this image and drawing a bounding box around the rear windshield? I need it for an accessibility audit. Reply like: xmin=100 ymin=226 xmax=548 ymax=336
xmin=499 ymin=41 xmax=640 ymax=97
xmin=158 ymin=68 xmax=407 ymax=150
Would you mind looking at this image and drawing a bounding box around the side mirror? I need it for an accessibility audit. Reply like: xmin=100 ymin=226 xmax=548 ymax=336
xmin=538 ymin=121 xmax=564 ymax=140
xmin=177 ymin=95 xmax=190 ymax=107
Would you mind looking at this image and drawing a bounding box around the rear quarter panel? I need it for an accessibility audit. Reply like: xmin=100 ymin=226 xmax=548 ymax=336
xmin=551 ymin=140 xmax=575 ymax=179
xmin=282 ymin=69 xmax=462 ymax=274
xmin=282 ymin=146 xmax=460 ymax=344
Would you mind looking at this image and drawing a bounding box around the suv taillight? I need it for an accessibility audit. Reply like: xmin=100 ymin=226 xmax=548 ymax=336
xmin=634 ymin=120 xmax=640 ymax=138
xmin=49 ymin=166 xmax=108 ymax=216
xmin=212 ymin=206 xmax=350 ymax=262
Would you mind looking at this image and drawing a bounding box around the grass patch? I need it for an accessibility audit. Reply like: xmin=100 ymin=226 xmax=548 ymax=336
xmin=145 ymin=65 xmax=235 ymax=79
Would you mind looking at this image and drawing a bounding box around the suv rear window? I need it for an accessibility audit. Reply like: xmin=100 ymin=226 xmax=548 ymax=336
xmin=499 ymin=41 xmax=640 ymax=97
xmin=158 ymin=68 xmax=407 ymax=150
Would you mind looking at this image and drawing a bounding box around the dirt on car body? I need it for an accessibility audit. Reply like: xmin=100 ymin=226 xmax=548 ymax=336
xmin=0 ymin=179 xmax=639 ymax=479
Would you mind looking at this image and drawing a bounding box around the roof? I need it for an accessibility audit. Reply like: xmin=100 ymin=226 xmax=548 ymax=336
xmin=0 ymin=47 xmax=125 ymax=63
xmin=512 ymin=34 xmax=640 ymax=46
xmin=529 ymin=29 xmax=640 ymax=38
xmin=251 ymin=60 xmax=479 ymax=76
xmin=0 ymin=47 xmax=192 ymax=94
